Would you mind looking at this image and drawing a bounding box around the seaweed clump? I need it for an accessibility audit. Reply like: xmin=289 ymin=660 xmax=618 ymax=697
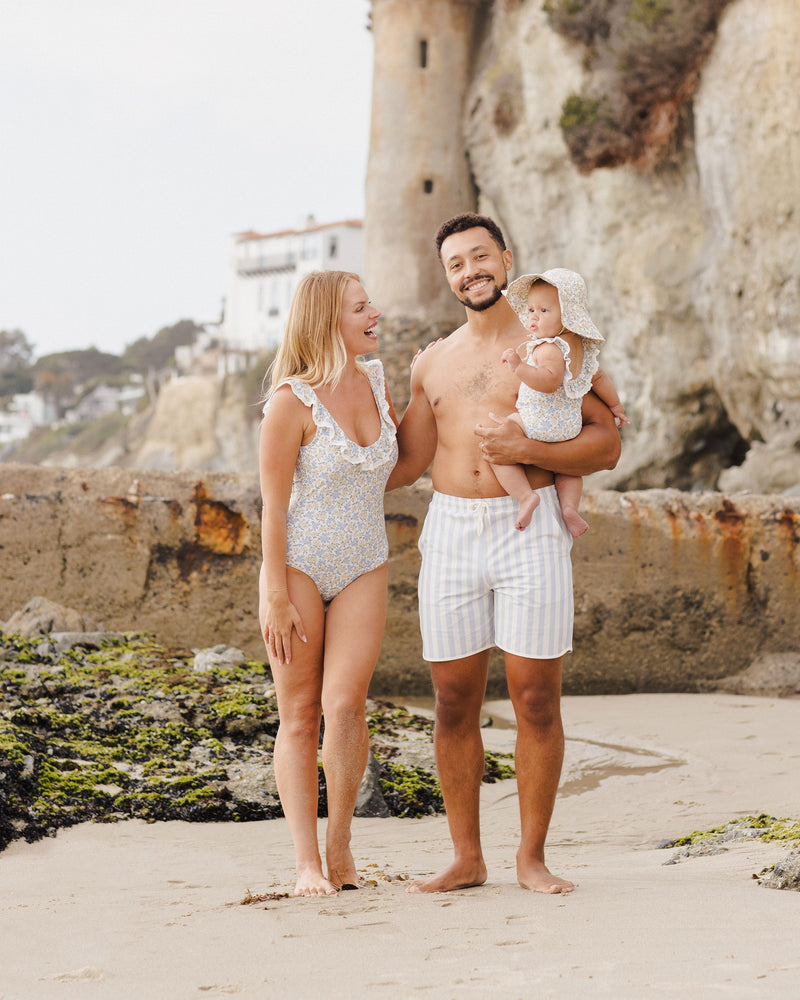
xmin=0 ymin=637 xmax=520 ymax=851
xmin=0 ymin=631 xmax=282 ymax=850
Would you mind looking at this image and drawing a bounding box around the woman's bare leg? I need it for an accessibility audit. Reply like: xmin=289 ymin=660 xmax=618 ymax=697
xmin=320 ymin=564 xmax=388 ymax=889
xmin=260 ymin=566 xmax=336 ymax=896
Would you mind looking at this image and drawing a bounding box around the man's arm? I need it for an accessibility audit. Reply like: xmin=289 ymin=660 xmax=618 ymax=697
xmin=476 ymin=390 xmax=621 ymax=477
xmin=386 ymin=353 xmax=438 ymax=490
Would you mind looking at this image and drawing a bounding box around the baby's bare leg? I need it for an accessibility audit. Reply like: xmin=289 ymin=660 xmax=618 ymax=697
xmin=555 ymin=473 xmax=589 ymax=538
xmin=489 ymin=416 xmax=539 ymax=531
xmin=491 ymin=463 xmax=539 ymax=530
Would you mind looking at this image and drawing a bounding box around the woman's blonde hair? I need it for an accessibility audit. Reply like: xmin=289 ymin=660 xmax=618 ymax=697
xmin=264 ymin=270 xmax=362 ymax=399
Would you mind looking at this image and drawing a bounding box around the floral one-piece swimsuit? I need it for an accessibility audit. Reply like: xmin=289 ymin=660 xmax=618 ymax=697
xmin=263 ymin=359 xmax=398 ymax=603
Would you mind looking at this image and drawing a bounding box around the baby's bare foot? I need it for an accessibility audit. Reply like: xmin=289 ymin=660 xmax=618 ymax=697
xmin=515 ymin=491 xmax=540 ymax=531
xmin=561 ymin=506 xmax=589 ymax=539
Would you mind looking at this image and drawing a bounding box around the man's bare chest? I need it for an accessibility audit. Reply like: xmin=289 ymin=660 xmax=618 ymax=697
xmin=427 ymin=354 xmax=520 ymax=417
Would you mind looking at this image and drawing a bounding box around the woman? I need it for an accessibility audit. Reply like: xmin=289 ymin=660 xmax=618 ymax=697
xmin=259 ymin=270 xmax=398 ymax=896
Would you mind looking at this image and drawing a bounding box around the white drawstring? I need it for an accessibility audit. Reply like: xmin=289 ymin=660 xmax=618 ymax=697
xmin=470 ymin=500 xmax=490 ymax=535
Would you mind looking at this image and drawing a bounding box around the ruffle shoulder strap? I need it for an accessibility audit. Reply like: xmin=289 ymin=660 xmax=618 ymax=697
xmin=564 ymin=340 xmax=600 ymax=399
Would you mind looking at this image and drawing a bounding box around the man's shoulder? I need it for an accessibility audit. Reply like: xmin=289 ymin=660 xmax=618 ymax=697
xmin=412 ymin=328 xmax=463 ymax=373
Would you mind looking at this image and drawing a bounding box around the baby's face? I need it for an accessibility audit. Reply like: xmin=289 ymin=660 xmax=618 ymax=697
xmin=526 ymin=283 xmax=562 ymax=338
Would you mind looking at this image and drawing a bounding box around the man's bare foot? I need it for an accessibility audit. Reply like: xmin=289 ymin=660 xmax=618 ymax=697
xmin=407 ymin=859 xmax=487 ymax=894
xmin=517 ymin=857 xmax=575 ymax=894
xmin=561 ymin=506 xmax=589 ymax=539
xmin=294 ymin=864 xmax=338 ymax=897
xmin=515 ymin=491 xmax=540 ymax=531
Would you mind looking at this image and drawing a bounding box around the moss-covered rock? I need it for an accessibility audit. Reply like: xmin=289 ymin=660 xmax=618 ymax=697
xmin=0 ymin=633 xmax=517 ymax=851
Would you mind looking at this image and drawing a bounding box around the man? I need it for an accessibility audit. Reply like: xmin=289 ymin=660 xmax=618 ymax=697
xmin=389 ymin=213 xmax=620 ymax=893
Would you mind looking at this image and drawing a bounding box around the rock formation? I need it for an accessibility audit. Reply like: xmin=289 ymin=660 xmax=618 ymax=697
xmin=366 ymin=0 xmax=800 ymax=493
xmin=2 ymin=464 xmax=798 ymax=697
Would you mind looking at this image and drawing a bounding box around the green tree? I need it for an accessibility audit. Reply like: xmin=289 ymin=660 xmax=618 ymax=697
xmin=0 ymin=329 xmax=36 ymax=402
xmin=122 ymin=319 xmax=203 ymax=373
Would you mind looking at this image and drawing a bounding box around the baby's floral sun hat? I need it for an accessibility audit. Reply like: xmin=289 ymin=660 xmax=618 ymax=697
xmin=506 ymin=268 xmax=604 ymax=342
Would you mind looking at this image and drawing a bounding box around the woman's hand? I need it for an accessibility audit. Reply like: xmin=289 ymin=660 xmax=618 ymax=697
xmin=263 ymin=591 xmax=307 ymax=665
xmin=411 ymin=337 xmax=444 ymax=368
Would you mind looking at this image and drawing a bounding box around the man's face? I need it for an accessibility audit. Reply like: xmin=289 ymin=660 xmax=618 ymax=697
xmin=439 ymin=227 xmax=512 ymax=312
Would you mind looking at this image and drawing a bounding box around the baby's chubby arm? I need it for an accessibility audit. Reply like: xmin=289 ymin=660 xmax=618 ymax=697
xmin=592 ymin=366 xmax=630 ymax=425
xmin=501 ymin=341 xmax=564 ymax=394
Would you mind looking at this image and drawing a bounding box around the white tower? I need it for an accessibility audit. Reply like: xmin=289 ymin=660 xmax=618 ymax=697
xmin=365 ymin=0 xmax=489 ymax=326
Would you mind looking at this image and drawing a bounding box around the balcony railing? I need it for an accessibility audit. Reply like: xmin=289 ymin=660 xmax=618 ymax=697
xmin=237 ymin=252 xmax=297 ymax=276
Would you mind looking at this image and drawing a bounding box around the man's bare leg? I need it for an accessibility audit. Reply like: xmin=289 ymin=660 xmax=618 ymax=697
xmin=506 ymin=653 xmax=575 ymax=894
xmin=408 ymin=652 xmax=490 ymax=893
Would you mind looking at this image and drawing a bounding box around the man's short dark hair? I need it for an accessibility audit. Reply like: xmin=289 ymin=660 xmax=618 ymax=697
xmin=434 ymin=213 xmax=507 ymax=257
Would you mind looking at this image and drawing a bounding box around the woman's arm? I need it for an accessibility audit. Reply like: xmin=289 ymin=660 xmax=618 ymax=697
xmin=259 ymin=387 xmax=308 ymax=664
xmin=476 ymin=390 xmax=621 ymax=476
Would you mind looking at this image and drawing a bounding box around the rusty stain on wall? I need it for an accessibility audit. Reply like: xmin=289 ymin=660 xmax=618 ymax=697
xmin=192 ymin=482 xmax=248 ymax=556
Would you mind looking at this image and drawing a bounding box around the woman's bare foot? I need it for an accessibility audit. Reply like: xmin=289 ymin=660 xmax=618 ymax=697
xmin=517 ymin=856 xmax=575 ymax=894
xmin=327 ymin=843 xmax=361 ymax=890
xmin=294 ymin=863 xmax=338 ymax=897
xmin=327 ymin=866 xmax=361 ymax=891
xmin=407 ymin=859 xmax=487 ymax=894
xmin=561 ymin=506 xmax=589 ymax=539
xmin=515 ymin=491 xmax=540 ymax=531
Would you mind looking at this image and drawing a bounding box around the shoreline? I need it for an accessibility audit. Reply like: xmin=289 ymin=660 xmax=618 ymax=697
xmin=2 ymin=693 xmax=799 ymax=998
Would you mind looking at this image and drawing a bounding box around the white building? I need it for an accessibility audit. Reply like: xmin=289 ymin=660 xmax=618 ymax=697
xmin=221 ymin=217 xmax=364 ymax=352
xmin=0 ymin=391 xmax=53 ymax=445
xmin=64 ymin=379 xmax=146 ymax=423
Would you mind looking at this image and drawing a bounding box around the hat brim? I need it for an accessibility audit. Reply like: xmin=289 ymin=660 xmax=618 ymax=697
xmin=505 ymin=271 xmax=604 ymax=342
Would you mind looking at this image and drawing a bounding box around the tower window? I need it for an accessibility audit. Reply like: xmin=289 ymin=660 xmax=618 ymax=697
xmin=423 ymin=179 xmax=434 ymax=194
xmin=419 ymin=39 xmax=428 ymax=68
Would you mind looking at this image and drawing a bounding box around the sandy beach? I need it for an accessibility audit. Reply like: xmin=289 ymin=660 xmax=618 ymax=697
xmin=2 ymin=692 xmax=799 ymax=999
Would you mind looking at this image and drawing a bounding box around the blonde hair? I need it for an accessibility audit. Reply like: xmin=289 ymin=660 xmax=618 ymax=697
xmin=263 ymin=270 xmax=362 ymax=399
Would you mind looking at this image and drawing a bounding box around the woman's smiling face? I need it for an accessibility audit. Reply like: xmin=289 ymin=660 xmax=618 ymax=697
xmin=339 ymin=279 xmax=381 ymax=355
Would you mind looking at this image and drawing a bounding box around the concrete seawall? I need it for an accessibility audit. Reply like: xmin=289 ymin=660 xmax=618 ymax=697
xmin=1 ymin=464 xmax=798 ymax=696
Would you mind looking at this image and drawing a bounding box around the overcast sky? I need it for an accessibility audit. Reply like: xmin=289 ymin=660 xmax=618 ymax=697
xmin=0 ymin=0 xmax=373 ymax=359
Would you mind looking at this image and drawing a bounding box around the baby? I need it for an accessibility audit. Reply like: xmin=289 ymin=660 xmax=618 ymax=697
xmin=491 ymin=268 xmax=628 ymax=535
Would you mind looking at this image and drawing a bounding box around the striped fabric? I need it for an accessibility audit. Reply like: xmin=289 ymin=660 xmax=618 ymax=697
xmin=418 ymin=488 xmax=573 ymax=662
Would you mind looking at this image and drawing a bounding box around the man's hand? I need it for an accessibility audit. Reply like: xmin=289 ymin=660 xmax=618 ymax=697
xmin=474 ymin=412 xmax=527 ymax=465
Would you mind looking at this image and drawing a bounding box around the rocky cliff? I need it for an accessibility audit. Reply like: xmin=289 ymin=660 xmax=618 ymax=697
xmin=458 ymin=0 xmax=800 ymax=493
xmin=2 ymin=465 xmax=798 ymax=697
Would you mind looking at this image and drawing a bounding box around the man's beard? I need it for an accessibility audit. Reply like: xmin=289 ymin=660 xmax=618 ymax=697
xmin=459 ymin=276 xmax=508 ymax=312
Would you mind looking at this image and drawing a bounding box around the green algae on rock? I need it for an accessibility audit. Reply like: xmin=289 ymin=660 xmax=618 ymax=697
xmin=0 ymin=632 xmax=520 ymax=851
xmin=0 ymin=631 xmax=283 ymax=850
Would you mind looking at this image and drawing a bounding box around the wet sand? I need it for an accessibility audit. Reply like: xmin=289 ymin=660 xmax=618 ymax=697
xmin=2 ymin=693 xmax=799 ymax=999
